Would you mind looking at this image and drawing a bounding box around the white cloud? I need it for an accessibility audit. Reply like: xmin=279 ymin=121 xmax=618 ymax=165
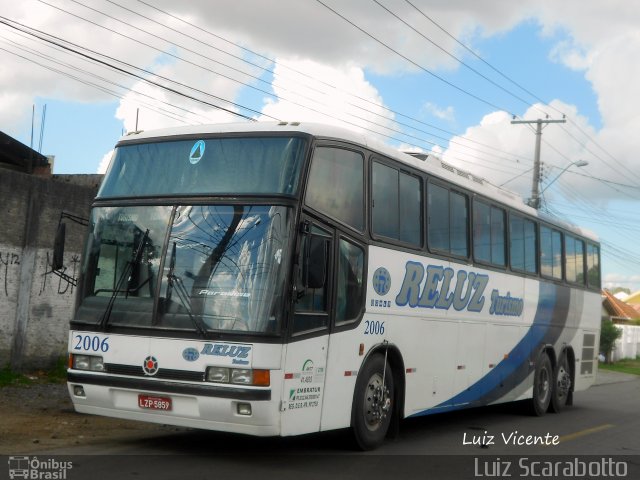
xmin=438 ymin=98 xmax=638 ymax=203
xmin=423 ymin=102 xmax=455 ymax=122
xmin=97 ymin=149 xmax=114 ymax=174
xmin=259 ymin=58 xmax=395 ymax=136
xmin=549 ymin=40 xmax=590 ymax=71
xmin=603 ymin=274 xmax=640 ymax=293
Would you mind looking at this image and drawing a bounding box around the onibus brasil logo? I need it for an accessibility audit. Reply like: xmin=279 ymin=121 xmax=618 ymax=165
xmin=8 ymin=456 xmax=73 ymax=479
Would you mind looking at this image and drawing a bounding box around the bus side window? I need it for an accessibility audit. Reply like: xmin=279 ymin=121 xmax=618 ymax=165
xmin=335 ymin=238 xmax=365 ymax=325
xmin=305 ymin=147 xmax=364 ymax=232
xmin=428 ymin=183 xmax=469 ymax=258
xmin=586 ymin=243 xmax=600 ymax=288
xmin=540 ymin=226 xmax=562 ymax=280
xmin=510 ymin=214 xmax=537 ymax=274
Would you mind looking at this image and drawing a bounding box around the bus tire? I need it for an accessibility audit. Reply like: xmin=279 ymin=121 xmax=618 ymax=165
xmin=530 ymin=351 xmax=552 ymax=416
xmin=352 ymin=354 xmax=394 ymax=450
xmin=549 ymin=352 xmax=572 ymax=413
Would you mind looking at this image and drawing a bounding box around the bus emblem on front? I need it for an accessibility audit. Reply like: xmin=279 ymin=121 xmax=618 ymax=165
xmin=143 ymin=356 xmax=159 ymax=376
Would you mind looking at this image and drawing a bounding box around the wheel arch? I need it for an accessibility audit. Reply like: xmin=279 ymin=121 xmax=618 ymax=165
xmin=561 ymin=345 xmax=576 ymax=393
xmin=355 ymin=343 xmax=406 ymax=430
xmin=543 ymin=344 xmax=557 ymax=369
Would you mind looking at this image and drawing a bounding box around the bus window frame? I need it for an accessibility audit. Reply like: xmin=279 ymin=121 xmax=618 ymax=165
xmin=564 ymin=234 xmax=586 ymax=286
xmin=507 ymin=210 xmax=539 ymax=276
xmin=426 ymin=179 xmax=470 ymax=261
xmin=472 ymin=197 xmax=507 ymax=270
xmin=291 ymin=217 xmax=334 ymax=339
xmin=539 ymin=223 xmax=565 ymax=282
xmin=303 ymin=143 xmax=367 ymax=236
xmin=332 ymin=232 xmax=368 ymax=331
xmin=369 ymin=156 xmax=424 ymax=250
xmin=585 ymin=242 xmax=602 ymax=291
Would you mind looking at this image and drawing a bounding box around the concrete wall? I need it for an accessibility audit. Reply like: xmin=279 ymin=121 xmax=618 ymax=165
xmin=0 ymin=169 xmax=100 ymax=370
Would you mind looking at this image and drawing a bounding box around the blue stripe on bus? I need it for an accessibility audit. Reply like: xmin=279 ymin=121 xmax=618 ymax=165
xmin=409 ymin=282 xmax=568 ymax=417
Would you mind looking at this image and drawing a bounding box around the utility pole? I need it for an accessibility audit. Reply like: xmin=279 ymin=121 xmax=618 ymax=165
xmin=511 ymin=117 xmax=566 ymax=209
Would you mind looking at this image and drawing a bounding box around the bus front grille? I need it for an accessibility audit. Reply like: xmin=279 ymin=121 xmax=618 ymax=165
xmin=105 ymin=363 xmax=205 ymax=382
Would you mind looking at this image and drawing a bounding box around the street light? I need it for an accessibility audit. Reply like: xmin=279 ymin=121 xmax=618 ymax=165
xmin=529 ymin=160 xmax=588 ymax=208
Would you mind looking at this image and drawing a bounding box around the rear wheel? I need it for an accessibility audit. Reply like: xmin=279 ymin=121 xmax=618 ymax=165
xmin=352 ymin=354 xmax=394 ymax=450
xmin=530 ymin=351 xmax=552 ymax=416
xmin=549 ymin=352 xmax=572 ymax=413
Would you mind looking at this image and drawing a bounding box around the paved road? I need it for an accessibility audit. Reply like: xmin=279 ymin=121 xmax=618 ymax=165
xmin=5 ymin=370 xmax=638 ymax=480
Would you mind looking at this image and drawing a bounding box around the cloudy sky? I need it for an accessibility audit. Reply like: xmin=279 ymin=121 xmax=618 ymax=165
xmin=1 ymin=0 xmax=639 ymax=290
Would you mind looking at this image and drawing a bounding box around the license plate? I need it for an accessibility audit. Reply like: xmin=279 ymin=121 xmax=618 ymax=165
xmin=138 ymin=394 xmax=172 ymax=411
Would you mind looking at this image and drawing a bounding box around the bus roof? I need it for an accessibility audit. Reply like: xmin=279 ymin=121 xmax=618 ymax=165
xmin=119 ymin=121 xmax=598 ymax=242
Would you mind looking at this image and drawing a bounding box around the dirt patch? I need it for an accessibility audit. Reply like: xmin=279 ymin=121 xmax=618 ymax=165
xmin=0 ymin=381 xmax=173 ymax=454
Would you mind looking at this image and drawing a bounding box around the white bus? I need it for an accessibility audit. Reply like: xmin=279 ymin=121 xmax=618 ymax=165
xmin=61 ymin=122 xmax=601 ymax=450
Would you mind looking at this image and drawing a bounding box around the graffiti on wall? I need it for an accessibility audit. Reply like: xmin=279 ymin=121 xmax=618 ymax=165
xmin=39 ymin=251 xmax=81 ymax=296
xmin=0 ymin=252 xmax=20 ymax=296
xmin=0 ymin=249 xmax=80 ymax=297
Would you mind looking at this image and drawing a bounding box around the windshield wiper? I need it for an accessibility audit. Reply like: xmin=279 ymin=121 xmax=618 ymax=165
xmin=166 ymin=241 xmax=207 ymax=337
xmin=99 ymin=229 xmax=149 ymax=330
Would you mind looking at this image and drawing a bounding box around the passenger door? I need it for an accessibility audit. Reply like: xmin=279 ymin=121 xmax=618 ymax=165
xmin=281 ymin=219 xmax=332 ymax=436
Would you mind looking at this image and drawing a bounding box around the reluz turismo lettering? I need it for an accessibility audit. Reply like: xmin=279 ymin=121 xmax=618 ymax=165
xmin=394 ymin=263 xmax=523 ymax=316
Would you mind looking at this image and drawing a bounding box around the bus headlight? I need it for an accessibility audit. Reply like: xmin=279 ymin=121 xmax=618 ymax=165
xmin=71 ymin=354 xmax=105 ymax=372
xmin=90 ymin=356 xmax=105 ymax=372
xmin=206 ymin=367 xmax=230 ymax=383
xmin=231 ymin=369 xmax=252 ymax=385
xmin=205 ymin=367 xmax=270 ymax=386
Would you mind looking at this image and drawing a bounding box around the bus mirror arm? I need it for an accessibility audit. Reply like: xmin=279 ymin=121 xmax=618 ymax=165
xmin=52 ymin=210 xmax=89 ymax=272
xmin=303 ymin=235 xmax=328 ymax=289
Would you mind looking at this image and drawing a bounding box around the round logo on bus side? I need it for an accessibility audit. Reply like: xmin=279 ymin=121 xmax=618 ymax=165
xmin=182 ymin=348 xmax=200 ymax=362
xmin=143 ymin=356 xmax=159 ymax=376
xmin=372 ymin=267 xmax=391 ymax=296
xmin=189 ymin=140 xmax=205 ymax=164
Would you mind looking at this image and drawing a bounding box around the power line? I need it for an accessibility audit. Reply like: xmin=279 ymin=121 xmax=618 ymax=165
xmin=131 ymin=0 xmax=527 ymax=164
xmin=373 ymin=0 xmax=534 ymax=109
xmin=400 ymin=0 xmax=640 ymax=189
xmin=99 ymin=0 xmax=527 ymax=167
xmin=558 ymin=122 xmax=640 ymax=187
xmin=107 ymin=0 xmax=534 ymax=166
xmin=0 ymin=15 xmax=263 ymax=121
xmin=314 ymin=0 xmax=515 ymax=115
xmin=0 ymin=31 xmax=215 ymax=126
xmin=9 ymin=5 xmax=529 ymax=172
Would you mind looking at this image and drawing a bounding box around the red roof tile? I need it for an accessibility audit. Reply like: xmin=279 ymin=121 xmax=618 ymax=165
xmin=602 ymin=290 xmax=640 ymax=320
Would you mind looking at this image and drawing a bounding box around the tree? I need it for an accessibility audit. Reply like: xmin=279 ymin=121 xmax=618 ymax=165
xmin=600 ymin=320 xmax=623 ymax=363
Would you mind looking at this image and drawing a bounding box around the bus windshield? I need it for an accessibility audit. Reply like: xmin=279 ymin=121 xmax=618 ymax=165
xmin=76 ymin=204 xmax=293 ymax=335
xmin=98 ymin=136 xmax=307 ymax=197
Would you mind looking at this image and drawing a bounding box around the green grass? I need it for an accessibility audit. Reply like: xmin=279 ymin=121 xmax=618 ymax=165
xmin=0 ymin=356 xmax=68 ymax=387
xmin=44 ymin=355 xmax=69 ymax=383
xmin=0 ymin=364 xmax=31 ymax=387
xmin=599 ymin=357 xmax=640 ymax=376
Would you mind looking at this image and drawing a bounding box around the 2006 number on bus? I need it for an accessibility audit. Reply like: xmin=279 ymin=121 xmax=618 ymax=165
xmin=73 ymin=335 xmax=110 ymax=352
xmin=364 ymin=320 xmax=385 ymax=335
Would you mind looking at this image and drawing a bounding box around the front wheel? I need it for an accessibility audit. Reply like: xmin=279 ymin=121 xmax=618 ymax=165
xmin=530 ymin=351 xmax=552 ymax=416
xmin=352 ymin=354 xmax=394 ymax=450
xmin=549 ymin=352 xmax=572 ymax=413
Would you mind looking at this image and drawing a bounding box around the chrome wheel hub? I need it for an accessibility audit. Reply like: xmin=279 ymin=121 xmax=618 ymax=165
xmin=364 ymin=373 xmax=391 ymax=431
